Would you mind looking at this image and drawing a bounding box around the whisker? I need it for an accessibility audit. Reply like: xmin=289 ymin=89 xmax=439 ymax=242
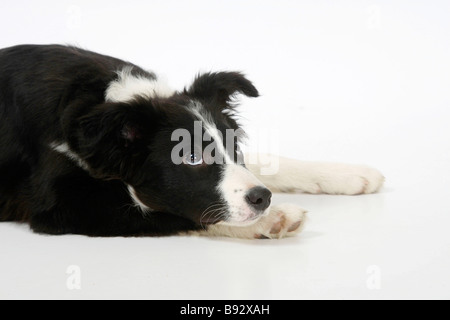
xmin=199 ymin=202 xmax=227 ymax=230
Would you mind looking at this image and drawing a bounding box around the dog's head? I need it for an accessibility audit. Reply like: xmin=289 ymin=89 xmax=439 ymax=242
xmin=73 ymin=71 xmax=271 ymax=226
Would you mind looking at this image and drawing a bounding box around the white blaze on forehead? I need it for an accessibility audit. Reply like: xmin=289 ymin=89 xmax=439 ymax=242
xmin=105 ymin=66 xmax=174 ymax=102
xmin=188 ymin=101 xmax=233 ymax=164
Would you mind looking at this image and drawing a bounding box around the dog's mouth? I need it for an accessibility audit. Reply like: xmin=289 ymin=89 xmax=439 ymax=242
xmin=200 ymin=208 xmax=268 ymax=226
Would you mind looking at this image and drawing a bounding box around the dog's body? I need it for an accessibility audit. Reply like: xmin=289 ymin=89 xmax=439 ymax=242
xmin=0 ymin=45 xmax=384 ymax=239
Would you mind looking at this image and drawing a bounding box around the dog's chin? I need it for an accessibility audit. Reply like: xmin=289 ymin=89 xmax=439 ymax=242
xmin=212 ymin=208 xmax=270 ymax=227
xmin=217 ymin=219 xmax=259 ymax=227
xmin=200 ymin=216 xmax=259 ymax=226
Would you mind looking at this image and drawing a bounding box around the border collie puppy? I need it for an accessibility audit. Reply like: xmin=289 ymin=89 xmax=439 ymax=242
xmin=0 ymin=45 xmax=384 ymax=239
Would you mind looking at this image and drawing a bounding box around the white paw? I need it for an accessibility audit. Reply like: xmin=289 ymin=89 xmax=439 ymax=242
xmin=201 ymin=204 xmax=307 ymax=239
xmin=299 ymin=164 xmax=385 ymax=195
xmin=253 ymin=204 xmax=307 ymax=239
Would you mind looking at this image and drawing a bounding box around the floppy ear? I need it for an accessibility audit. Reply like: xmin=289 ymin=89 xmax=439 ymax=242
xmin=71 ymin=101 xmax=160 ymax=180
xmin=187 ymin=72 xmax=259 ymax=107
xmin=78 ymin=103 xmax=147 ymax=148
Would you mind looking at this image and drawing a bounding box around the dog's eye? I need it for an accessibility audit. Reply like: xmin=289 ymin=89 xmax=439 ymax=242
xmin=183 ymin=152 xmax=203 ymax=166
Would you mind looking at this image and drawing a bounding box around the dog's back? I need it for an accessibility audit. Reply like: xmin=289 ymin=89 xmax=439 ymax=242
xmin=0 ymin=45 xmax=131 ymax=222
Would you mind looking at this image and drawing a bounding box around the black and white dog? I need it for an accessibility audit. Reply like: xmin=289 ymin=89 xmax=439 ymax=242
xmin=0 ymin=45 xmax=384 ymax=239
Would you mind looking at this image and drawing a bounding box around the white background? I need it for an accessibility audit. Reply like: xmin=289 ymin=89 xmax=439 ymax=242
xmin=1 ymin=0 xmax=450 ymax=299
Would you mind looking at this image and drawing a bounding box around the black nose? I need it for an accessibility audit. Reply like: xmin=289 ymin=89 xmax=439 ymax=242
xmin=245 ymin=186 xmax=272 ymax=212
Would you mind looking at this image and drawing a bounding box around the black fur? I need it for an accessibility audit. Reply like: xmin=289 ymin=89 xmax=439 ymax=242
xmin=0 ymin=44 xmax=259 ymax=236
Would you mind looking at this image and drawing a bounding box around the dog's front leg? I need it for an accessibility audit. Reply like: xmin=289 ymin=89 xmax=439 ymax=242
xmin=195 ymin=204 xmax=307 ymax=239
xmin=246 ymin=154 xmax=385 ymax=195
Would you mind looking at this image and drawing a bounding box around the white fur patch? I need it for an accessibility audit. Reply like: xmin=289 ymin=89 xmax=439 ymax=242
xmin=217 ymin=163 xmax=269 ymax=225
xmin=188 ymin=101 xmax=233 ymax=165
xmin=194 ymin=203 xmax=307 ymax=239
xmin=50 ymin=142 xmax=89 ymax=170
xmin=105 ymin=66 xmax=174 ymax=102
xmin=246 ymin=153 xmax=385 ymax=195
xmin=127 ymin=185 xmax=152 ymax=213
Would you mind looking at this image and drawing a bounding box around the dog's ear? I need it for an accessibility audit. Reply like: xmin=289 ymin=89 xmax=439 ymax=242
xmin=187 ymin=72 xmax=259 ymax=107
xmin=78 ymin=103 xmax=147 ymax=147
xmin=72 ymin=101 xmax=162 ymax=180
